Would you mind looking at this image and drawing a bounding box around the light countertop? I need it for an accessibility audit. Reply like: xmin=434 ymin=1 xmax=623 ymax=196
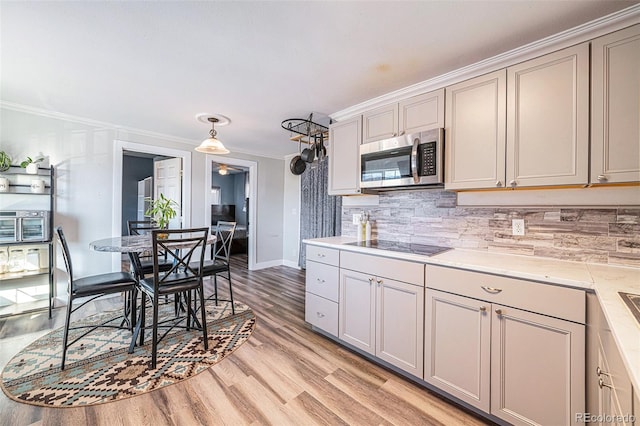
xmin=304 ymin=237 xmax=640 ymax=392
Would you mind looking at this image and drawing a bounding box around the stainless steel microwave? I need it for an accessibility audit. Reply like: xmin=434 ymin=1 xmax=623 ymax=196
xmin=360 ymin=128 xmax=444 ymax=190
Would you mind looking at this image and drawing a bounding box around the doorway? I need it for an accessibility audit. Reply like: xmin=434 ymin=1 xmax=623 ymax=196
xmin=112 ymin=140 xmax=192 ymax=272
xmin=205 ymin=155 xmax=257 ymax=271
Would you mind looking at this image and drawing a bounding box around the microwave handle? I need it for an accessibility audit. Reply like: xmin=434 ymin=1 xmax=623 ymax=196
xmin=410 ymin=137 xmax=419 ymax=184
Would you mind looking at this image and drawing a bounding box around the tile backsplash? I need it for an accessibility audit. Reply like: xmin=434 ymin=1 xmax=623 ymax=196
xmin=341 ymin=189 xmax=640 ymax=267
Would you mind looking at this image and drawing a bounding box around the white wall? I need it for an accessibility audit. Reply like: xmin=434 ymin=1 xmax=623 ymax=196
xmin=0 ymin=105 xmax=287 ymax=291
xmin=282 ymin=153 xmax=301 ymax=268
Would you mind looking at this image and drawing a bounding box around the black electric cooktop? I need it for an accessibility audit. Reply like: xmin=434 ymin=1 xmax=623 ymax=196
xmin=344 ymin=240 xmax=450 ymax=257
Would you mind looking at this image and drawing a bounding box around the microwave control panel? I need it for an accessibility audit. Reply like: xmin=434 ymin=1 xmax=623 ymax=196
xmin=418 ymin=141 xmax=437 ymax=176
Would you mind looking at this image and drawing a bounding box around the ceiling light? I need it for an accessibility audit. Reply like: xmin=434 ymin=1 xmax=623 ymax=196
xmin=195 ymin=114 xmax=231 ymax=154
xmin=218 ymin=164 xmax=228 ymax=175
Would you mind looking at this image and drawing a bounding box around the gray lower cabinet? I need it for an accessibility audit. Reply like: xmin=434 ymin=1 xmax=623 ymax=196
xmin=586 ymin=292 xmax=635 ymax=425
xmin=425 ymin=266 xmax=586 ymax=426
xmin=339 ymin=268 xmax=424 ymax=378
xmin=304 ymin=246 xmax=339 ymax=336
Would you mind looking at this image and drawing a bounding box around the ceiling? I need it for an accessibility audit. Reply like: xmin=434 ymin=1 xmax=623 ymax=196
xmin=1 ymin=1 xmax=636 ymax=159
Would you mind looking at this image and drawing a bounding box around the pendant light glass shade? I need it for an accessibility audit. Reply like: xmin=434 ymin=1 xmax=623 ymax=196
xmin=195 ymin=116 xmax=230 ymax=154
xmin=195 ymin=136 xmax=230 ymax=154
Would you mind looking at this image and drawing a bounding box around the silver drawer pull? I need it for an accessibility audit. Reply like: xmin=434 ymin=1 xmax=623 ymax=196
xmin=368 ymin=277 xmax=374 ymax=284
xmin=376 ymin=279 xmax=383 ymax=285
xmin=495 ymin=308 xmax=504 ymax=316
xmin=317 ymin=253 xmax=326 ymax=258
xmin=481 ymin=286 xmax=502 ymax=294
xmin=479 ymin=306 xmax=487 ymax=312
xmin=316 ymin=278 xmax=325 ymax=283
xmin=598 ymin=378 xmax=613 ymax=389
xmin=316 ymin=312 xmax=325 ymax=318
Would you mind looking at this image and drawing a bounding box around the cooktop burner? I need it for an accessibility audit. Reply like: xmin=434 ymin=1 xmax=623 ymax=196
xmin=344 ymin=240 xmax=450 ymax=257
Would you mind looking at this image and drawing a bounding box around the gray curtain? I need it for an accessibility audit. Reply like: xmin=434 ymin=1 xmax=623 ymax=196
xmin=298 ymin=158 xmax=342 ymax=268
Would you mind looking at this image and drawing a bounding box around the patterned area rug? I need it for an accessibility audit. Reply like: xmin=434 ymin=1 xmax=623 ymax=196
xmin=1 ymin=300 xmax=255 ymax=407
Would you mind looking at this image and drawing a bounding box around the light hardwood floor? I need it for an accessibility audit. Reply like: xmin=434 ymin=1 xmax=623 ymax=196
xmin=0 ymin=255 xmax=491 ymax=426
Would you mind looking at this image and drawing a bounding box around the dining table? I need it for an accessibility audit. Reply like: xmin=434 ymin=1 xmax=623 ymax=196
xmin=90 ymin=231 xmax=217 ymax=346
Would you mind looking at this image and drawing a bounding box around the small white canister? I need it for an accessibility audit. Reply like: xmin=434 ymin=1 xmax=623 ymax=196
xmin=0 ymin=176 xmax=9 ymax=192
xmin=30 ymin=179 xmax=45 ymax=193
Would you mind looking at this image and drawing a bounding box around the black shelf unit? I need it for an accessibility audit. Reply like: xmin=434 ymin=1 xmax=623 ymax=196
xmin=0 ymin=165 xmax=55 ymax=318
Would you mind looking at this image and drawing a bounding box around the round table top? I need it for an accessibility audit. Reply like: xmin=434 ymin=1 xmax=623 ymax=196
xmin=90 ymin=234 xmax=218 ymax=253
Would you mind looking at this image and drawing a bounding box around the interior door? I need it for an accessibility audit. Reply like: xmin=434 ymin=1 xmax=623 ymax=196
xmin=154 ymin=157 xmax=182 ymax=228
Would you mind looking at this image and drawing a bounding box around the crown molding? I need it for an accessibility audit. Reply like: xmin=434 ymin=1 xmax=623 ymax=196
xmin=331 ymin=4 xmax=640 ymax=122
xmin=0 ymin=100 xmax=287 ymax=160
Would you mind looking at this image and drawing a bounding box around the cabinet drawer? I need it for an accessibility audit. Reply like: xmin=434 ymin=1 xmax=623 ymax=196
xmin=306 ymin=261 xmax=339 ymax=302
xmin=340 ymin=251 xmax=424 ymax=286
xmin=306 ymin=245 xmax=339 ymax=266
xmin=426 ymin=265 xmax=585 ymax=323
xmin=305 ymin=292 xmax=338 ymax=336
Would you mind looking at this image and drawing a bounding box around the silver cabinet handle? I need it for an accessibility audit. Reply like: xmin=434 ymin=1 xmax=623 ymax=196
xmin=316 ymin=278 xmax=325 ymax=283
xmin=597 ymin=175 xmax=607 ymax=182
xmin=317 ymin=253 xmax=326 ymax=258
xmin=399 ymin=130 xmax=405 ymax=136
xmin=479 ymin=306 xmax=487 ymax=312
xmin=481 ymin=286 xmax=502 ymax=294
xmin=598 ymin=378 xmax=613 ymax=389
xmin=376 ymin=279 xmax=383 ymax=285
xmin=509 ymin=180 xmax=517 ymax=187
xmin=316 ymin=312 xmax=325 ymax=318
xmin=368 ymin=277 xmax=374 ymax=284
xmin=596 ymin=366 xmax=610 ymax=377
xmin=496 ymin=180 xmax=502 ymax=187
xmin=495 ymin=308 xmax=504 ymax=316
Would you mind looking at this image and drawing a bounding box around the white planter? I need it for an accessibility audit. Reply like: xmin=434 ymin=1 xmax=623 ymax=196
xmin=26 ymin=163 xmax=39 ymax=174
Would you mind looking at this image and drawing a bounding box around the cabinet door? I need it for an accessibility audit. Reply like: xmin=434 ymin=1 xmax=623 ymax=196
xmin=328 ymin=116 xmax=362 ymax=195
xmin=506 ymin=43 xmax=589 ymax=187
xmin=424 ymin=289 xmax=490 ymax=411
xmin=445 ymin=69 xmax=507 ymax=190
xmin=490 ymin=304 xmax=585 ymax=426
xmin=339 ymin=269 xmax=376 ymax=355
xmin=398 ymin=89 xmax=445 ymax=135
xmin=591 ymin=24 xmax=640 ymax=184
xmin=362 ymin=103 xmax=398 ymax=143
xmin=375 ymin=277 xmax=424 ymax=378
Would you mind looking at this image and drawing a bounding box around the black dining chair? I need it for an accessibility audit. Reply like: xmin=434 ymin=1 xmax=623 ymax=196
xmin=127 ymin=220 xmax=174 ymax=278
xmin=198 ymin=221 xmax=236 ymax=315
xmin=55 ymin=226 xmax=138 ymax=370
xmin=129 ymin=227 xmax=209 ymax=369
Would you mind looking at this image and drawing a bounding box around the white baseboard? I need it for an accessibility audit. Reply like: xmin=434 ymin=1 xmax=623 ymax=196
xmin=282 ymin=260 xmax=301 ymax=269
xmin=251 ymin=259 xmax=302 ymax=270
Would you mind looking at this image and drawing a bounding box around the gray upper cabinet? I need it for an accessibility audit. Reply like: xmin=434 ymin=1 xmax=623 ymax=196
xmin=363 ymin=89 xmax=444 ymax=144
xmin=591 ymin=24 xmax=640 ymax=184
xmin=445 ymin=69 xmax=507 ymax=190
xmin=506 ymin=43 xmax=590 ymax=188
xmin=328 ymin=116 xmax=362 ymax=195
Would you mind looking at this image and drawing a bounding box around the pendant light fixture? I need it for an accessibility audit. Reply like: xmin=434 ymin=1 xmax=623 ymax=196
xmin=218 ymin=164 xmax=228 ymax=175
xmin=195 ymin=113 xmax=231 ymax=154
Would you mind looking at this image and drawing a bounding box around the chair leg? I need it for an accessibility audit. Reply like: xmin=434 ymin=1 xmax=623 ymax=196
xmin=151 ymin=294 xmax=159 ymax=369
xmin=60 ymin=295 xmax=74 ymax=370
xmin=227 ymin=270 xmax=235 ymax=315
xmin=139 ymin=292 xmax=147 ymax=347
xmin=129 ymin=292 xmax=143 ymax=354
xmin=213 ymin=275 xmax=219 ymax=305
xmin=199 ymin=286 xmax=208 ymax=351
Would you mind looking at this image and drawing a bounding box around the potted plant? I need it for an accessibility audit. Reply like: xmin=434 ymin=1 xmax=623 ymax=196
xmin=145 ymin=193 xmax=178 ymax=236
xmin=0 ymin=151 xmax=11 ymax=172
xmin=20 ymin=156 xmax=45 ymax=174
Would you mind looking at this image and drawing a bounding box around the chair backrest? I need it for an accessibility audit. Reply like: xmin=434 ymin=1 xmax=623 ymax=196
xmin=151 ymin=227 xmax=208 ymax=287
xmin=212 ymin=221 xmax=236 ymax=263
xmin=55 ymin=226 xmax=74 ymax=283
xmin=128 ymin=220 xmax=158 ymax=236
